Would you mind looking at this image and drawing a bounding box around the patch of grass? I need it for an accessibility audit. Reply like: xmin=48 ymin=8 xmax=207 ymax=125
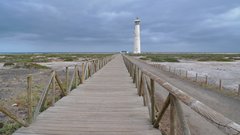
xmin=14 ymin=63 xmax=50 ymax=69
xmin=62 ymin=56 xmax=77 ymax=62
xmin=0 ymin=54 xmax=48 ymax=63
xmin=0 ymin=121 xmax=21 ymax=135
xmin=139 ymin=54 xmax=179 ymax=62
xmin=150 ymin=56 xmax=179 ymax=62
xmin=197 ymin=57 xmax=234 ymax=62
xmin=129 ymin=53 xmax=240 ymax=62
xmin=0 ymin=53 xmax=113 ymax=63
xmin=139 ymin=57 xmax=149 ymax=60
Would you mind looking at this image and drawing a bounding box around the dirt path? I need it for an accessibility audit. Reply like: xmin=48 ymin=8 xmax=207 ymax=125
xmin=128 ymin=57 xmax=240 ymax=134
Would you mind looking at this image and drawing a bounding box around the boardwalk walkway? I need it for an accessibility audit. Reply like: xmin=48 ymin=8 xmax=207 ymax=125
xmin=14 ymin=55 xmax=160 ymax=135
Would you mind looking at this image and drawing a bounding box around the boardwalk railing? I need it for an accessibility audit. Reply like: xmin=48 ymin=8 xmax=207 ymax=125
xmin=0 ymin=56 xmax=112 ymax=128
xmin=123 ymin=55 xmax=240 ymax=135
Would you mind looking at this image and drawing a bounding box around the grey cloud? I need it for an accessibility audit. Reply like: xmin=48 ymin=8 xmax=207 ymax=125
xmin=0 ymin=0 xmax=240 ymax=52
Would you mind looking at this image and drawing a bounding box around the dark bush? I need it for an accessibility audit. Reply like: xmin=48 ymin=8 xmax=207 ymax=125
xmin=3 ymin=62 xmax=15 ymax=67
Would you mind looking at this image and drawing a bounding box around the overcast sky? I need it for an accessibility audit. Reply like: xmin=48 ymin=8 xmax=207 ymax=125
xmin=0 ymin=0 xmax=240 ymax=52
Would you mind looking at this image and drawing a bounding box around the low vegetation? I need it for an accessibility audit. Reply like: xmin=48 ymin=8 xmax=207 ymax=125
xmin=14 ymin=63 xmax=49 ymax=69
xmin=0 ymin=121 xmax=21 ymax=135
xmin=0 ymin=53 xmax=113 ymax=63
xmin=130 ymin=53 xmax=240 ymax=62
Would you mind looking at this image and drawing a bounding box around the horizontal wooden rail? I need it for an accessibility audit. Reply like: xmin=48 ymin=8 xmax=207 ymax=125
xmin=0 ymin=105 xmax=29 ymax=127
xmin=123 ymin=55 xmax=240 ymax=135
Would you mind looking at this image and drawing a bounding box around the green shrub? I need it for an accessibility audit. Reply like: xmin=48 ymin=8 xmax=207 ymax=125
xmin=62 ymin=57 xmax=76 ymax=61
xmin=147 ymin=55 xmax=179 ymax=62
xmin=139 ymin=57 xmax=149 ymax=60
xmin=14 ymin=63 xmax=49 ymax=69
xmin=0 ymin=122 xmax=21 ymax=135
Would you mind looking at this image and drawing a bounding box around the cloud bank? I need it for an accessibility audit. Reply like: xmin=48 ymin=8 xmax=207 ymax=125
xmin=0 ymin=0 xmax=239 ymax=52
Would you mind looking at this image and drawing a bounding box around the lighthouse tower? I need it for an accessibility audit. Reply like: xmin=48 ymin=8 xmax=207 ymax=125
xmin=133 ymin=17 xmax=141 ymax=54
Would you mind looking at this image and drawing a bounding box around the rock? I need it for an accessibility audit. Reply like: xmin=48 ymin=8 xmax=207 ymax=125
xmin=11 ymin=103 xmax=18 ymax=107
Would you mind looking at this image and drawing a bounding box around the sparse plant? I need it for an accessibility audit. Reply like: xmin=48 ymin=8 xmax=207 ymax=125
xmin=14 ymin=63 xmax=49 ymax=69
xmin=0 ymin=121 xmax=21 ymax=135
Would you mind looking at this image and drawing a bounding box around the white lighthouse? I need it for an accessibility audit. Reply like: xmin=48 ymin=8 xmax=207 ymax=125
xmin=133 ymin=17 xmax=141 ymax=54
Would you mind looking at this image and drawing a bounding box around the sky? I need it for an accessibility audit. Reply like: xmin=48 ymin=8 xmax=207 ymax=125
xmin=0 ymin=0 xmax=240 ymax=52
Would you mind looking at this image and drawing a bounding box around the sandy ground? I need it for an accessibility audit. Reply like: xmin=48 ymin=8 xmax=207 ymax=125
xmin=0 ymin=61 xmax=82 ymax=101
xmin=38 ymin=61 xmax=84 ymax=71
xmin=151 ymin=61 xmax=240 ymax=91
xmin=0 ymin=62 xmax=79 ymax=123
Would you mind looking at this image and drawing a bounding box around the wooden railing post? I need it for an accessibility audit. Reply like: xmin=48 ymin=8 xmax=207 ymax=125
xmin=89 ymin=63 xmax=92 ymax=77
xmin=138 ymin=71 xmax=142 ymax=96
xmin=133 ymin=65 xmax=136 ymax=83
xmin=140 ymin=73 xmax=147 ymax=106
xmin=27 ymin=75 xmax=32 ymax=124
xmin=171 ymin=95 xmax=191 ymax=135
xmin=219 ymin=79 xmax=222 ymax=90
xmin=74 ymin=65 xmax=77 ymax=88
xmin=94 ymin=61 xmax=97 ymax=73
xmin=88 ymin=63 xmax=91 ymax=77
xmin=98 ymin=60 xmax=100 ymax=71
xmin=205 ymin=76 xmax=208 ymax=85
xmin=134 ymin=66 xmax=138 ymax=87
xmin=66 ymin=67 xmax=69 ymax=93
xmin=131 ymin=63 xmax=134 ymax=78
xmin=143 ymin=76 xmax=152 ymax=117
xmin=81 ymin=63 xmax=85 ymax=83
xmin=52 ymin=71 xmax=56 ymax=106
xmin=85 ymin=63 xmax=88 ymax=80
xmin=150 ymin=78 xmax=155 ymax=124
xmin=170 ymin=95 xmax=177 ymax=135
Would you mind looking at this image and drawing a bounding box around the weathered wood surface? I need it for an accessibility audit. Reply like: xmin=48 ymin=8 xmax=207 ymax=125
xmin=14 ymin=55 xmax=161 ymax=135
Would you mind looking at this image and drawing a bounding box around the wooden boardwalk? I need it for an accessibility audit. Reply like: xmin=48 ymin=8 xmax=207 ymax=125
xmin=14 ymin=55 xmax=161 ymax=135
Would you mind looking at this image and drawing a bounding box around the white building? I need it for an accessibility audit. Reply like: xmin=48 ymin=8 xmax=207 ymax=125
xmin=133 ymin=17 xmax=141 ymax=54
